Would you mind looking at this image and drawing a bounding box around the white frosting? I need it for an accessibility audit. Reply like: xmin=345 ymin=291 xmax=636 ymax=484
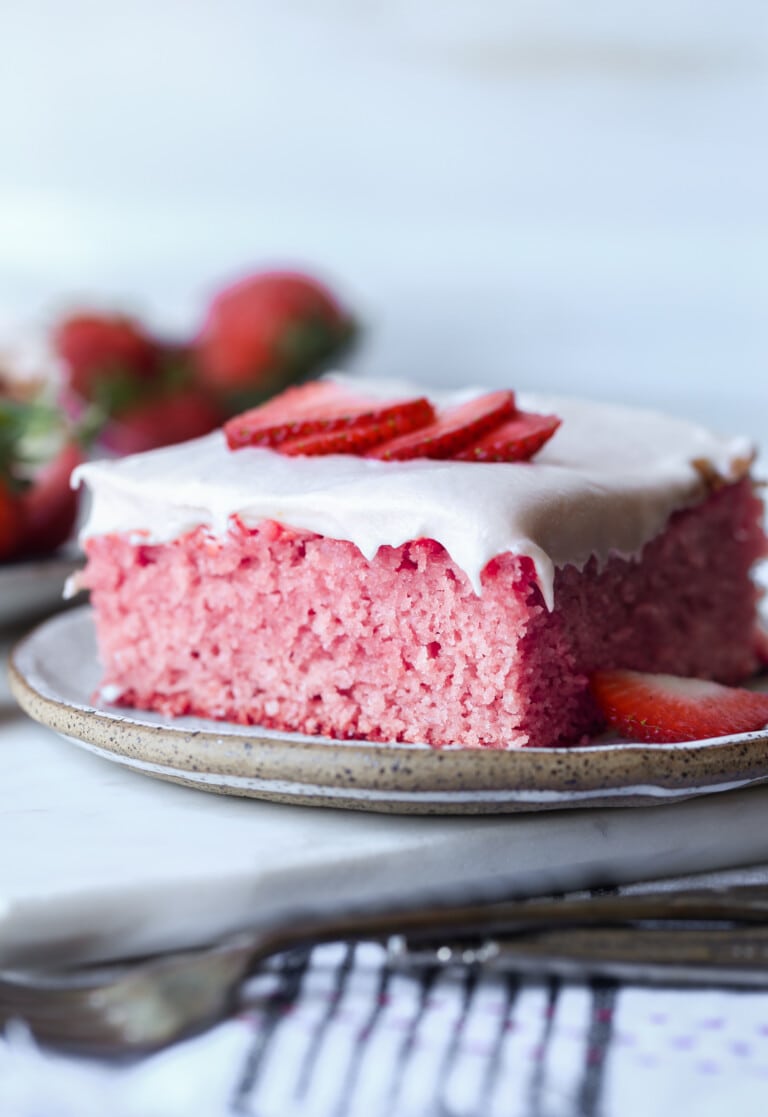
xmin=73 ymin=381 xmax=754 ymax=609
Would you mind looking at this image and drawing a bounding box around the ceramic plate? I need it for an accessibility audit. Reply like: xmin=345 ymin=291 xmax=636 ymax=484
xmin=9 ymin=606 xmax=768 ymax=815
xmin=0 ymin=553 xmax=82 ymax=628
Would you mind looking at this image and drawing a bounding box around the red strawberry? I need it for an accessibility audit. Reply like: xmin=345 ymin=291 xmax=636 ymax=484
xmin=54 ymin=313 xmax=157 ymax=403
xmin=0 ymin=480 xmax=23 ymax=561
xmin=101 ymin=391 xmax=224 ymax=456
xmin=280 ymin=419 xmax=403 ymax=457
xmin=456 ymin=411 xmax=561 ymax=462
xmin=367 ymin=391 xmax=516 ymax=461
xmin=224 ymin=381 xmax=435 ymax=451
xmin=196 ymin=271 xmax=355 ymax=397
xmin=591 ymin=669 xmax=768 ymax=743
xmin=19 ymin=441 xmax=83 ymax=557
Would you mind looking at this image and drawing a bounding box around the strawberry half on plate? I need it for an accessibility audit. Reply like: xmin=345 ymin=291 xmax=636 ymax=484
xmin=591 ymin=669 xmax=768 ymax=744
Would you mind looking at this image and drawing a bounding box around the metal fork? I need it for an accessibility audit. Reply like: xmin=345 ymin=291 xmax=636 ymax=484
xmin=5 ymin=885 xmax=768 ymax=1054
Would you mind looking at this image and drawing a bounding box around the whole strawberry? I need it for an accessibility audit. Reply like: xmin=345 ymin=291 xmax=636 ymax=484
xmin=20 ymin=440 xmax=83 ymax=557
xmin=0 ymin=395 xmax=83 ymax=561
xmin=55 ymin=313 xmax=157 ymax=407
xmin=54 ymin=314 xmax=223 ymax=453
xmin=195 ymin=271 xmax=356 ymax=403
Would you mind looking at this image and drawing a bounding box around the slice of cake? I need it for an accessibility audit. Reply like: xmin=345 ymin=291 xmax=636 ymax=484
xmin=73 ymin=379 xmax=766 ymax=749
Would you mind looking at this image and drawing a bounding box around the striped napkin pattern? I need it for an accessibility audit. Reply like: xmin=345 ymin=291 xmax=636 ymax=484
xmin=6 ymin=874 xmax=768 ymax=1115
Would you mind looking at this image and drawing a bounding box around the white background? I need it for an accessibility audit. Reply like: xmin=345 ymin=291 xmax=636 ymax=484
xmin=0 ymin=1 xmax=766 ymax=434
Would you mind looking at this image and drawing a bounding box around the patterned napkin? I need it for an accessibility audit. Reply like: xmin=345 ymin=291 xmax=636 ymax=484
xmin=4 ymin=866 xmax=768 ymax=1117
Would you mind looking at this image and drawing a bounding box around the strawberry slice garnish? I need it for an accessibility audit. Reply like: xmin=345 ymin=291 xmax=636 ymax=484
xmin=456 ymin=410 xmax=561 ymax=462
xmin=225 ymin=384 xmax=562 ymax=464
xmin=224 ymin=381 xmax=435 ymax=451
xmin=367 ymin=390 xmax=516 ymax=461
xmin=280 ymin=420 xmax=404 ymax=457
xmin=591 ymin=669 xmax=768 ymax=743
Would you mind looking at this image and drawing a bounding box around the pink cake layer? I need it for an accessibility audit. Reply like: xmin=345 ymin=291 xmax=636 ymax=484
xmin=82 ymin=478 xmax=766 ymax=749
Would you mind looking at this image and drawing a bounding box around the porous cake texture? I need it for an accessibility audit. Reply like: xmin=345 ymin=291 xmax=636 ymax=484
xmin=81 ymin=477 xmax=764 ymax=749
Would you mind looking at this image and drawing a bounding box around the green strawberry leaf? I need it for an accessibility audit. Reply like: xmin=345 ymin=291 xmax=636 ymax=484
xmin=0 ymin=398 xmax=70 ymax=489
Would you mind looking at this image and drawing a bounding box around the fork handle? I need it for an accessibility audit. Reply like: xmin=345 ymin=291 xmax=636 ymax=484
xmin=389 ymin=924 xmax=768 ymax=987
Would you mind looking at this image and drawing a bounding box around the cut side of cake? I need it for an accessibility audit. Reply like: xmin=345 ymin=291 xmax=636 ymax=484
xmin=73 ymin=380 xmax=766 ymax=750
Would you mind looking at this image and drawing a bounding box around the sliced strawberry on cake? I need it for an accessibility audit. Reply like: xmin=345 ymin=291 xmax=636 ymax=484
xmin=366 ymin=390 xmax=516 ymax=461
xmin=456 ymin=410 xmax=561 ymax=462
xmin=591 ymin=669 xmax=768 ymax=743
xmin=279 ymin=420 xmax=409 ymax=456
xmin=223 ymin=382 xmax=562 ymax=464
xmin=224 ymin=381 xmax=435 ymax=450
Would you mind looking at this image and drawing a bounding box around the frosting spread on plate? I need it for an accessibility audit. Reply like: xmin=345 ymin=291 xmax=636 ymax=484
xmin=73 ymin=380 xmax=754 ymax=608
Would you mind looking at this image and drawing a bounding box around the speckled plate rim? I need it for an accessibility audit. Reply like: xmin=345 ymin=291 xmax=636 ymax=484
xmin=8 ymin=606 xmax=768 ymax=815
